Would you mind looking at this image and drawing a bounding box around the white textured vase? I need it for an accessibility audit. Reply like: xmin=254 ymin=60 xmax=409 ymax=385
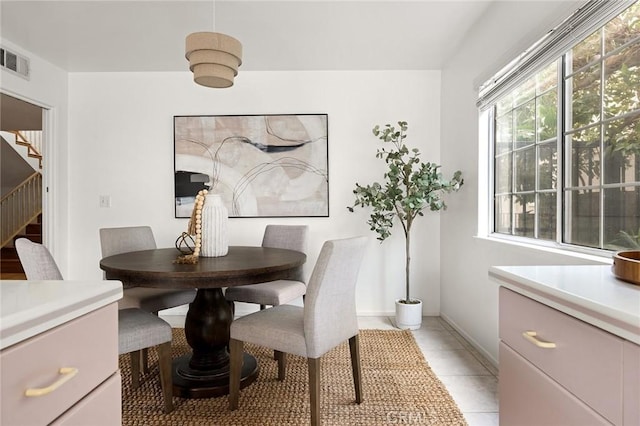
xmin=200 ymin=193 xmax=229 ymax=257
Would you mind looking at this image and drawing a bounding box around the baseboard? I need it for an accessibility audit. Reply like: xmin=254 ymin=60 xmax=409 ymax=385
xmin=160 ymin=305 xmax=189 ymax=315
xmin=440 ymin=312 xmax=498 ymax=368
xmin=356 ymin=311 xmax=394 ymax=317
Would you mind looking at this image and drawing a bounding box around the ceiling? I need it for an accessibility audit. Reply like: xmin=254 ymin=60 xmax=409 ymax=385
xmin=0 ymin=0 xmax=494 ymax=73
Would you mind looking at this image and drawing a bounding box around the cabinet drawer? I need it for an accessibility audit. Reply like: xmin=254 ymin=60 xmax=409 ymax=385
xmin=499 ymin=342 xmax=611 ymax=426
xmin=624 ymin=341 xmax=640 ymax=426
xmin=499 ymin=287 xmax=623 ymax=425
xmin=52 ymin=371 xmax=121 ymax=426
xmin=0 ymin=303 xmax=118 ymax=426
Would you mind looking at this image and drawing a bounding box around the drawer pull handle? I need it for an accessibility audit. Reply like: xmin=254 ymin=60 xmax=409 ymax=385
xmin=25 ymin=367 xmax=79 ymax=397
xmin=522 ymin=331 xmax=556 ymax=349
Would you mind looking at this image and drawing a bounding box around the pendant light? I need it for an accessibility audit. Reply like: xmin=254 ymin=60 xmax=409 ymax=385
xmin=185 ymin=1 xmax=242 ymax=88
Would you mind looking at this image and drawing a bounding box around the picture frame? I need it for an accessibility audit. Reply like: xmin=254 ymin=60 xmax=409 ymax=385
xmin=174 ymin=114 xmax=329 ymax=218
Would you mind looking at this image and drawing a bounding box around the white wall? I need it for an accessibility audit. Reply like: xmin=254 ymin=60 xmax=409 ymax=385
xmin=6 ymin=1 xmax=606 ymax=355
xmin=439 ymin=0 xmax=609 ymax=365
xmin=67 ymin=70 xmax=443 ymax=316
xmin=0 ymin=39 xmax=70 ymax=273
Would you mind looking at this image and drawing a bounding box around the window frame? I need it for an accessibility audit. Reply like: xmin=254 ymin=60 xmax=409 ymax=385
xmin=483 ymin=0 xmax=639 ymax=255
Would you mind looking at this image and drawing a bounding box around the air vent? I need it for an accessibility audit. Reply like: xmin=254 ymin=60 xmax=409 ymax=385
xmin=0 ymin=47 xmax=30 ymax=79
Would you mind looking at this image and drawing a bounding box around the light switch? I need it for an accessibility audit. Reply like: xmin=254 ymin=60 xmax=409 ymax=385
xmin=99 ymin=195 xmax=111 ymax=208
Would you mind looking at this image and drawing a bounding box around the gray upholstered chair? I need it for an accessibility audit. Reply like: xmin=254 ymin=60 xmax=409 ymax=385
xmin=118 ymin=308 xmax=173 ymax=413
xmin=15 ymin=238 xmax=174 ymax=414
xmin=100 ymin=226 xmax=194 ymax=373
xmin=224 ymin=224 xmax=308 ymax=310
xmin=99 ymin=226 xmax=196 ymax=313
xmin=229 ymin=236 xmax=368 ymax=426
xmin=15 ymin=237 xmax=63 ymax=280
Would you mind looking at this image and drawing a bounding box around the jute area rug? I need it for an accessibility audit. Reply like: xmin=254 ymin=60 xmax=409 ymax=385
xmin=121 ymin=329 xmax=468 ymax=425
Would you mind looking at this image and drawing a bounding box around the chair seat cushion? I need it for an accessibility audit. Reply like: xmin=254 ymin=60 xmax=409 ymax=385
xmin=118 ymin=308 xmax=172 ymax=355
xmin=225 ymin=280 xmax=306 ymax=306
xmin=230 ymin=305 xmax=307 ymax=358
xmin=119 ymin=287 xmax=196 ymax=313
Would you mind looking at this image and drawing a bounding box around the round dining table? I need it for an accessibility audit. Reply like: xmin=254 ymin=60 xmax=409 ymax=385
xmin=100 ymin=246 xmax=306 ymax=398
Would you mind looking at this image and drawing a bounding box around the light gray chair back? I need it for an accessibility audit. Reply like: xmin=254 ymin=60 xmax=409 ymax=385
xmin=262 ymin=225 xmax=308 ymax=282
xmin=99 ymin=226 xmax=157 ymax=257
xmin=15 ymin=238 xmax=63 ymax=280
xmin=262 ymin=225 xmax=308 ymax=252
xmin=303 ymin=236 xmax=368 ymax=358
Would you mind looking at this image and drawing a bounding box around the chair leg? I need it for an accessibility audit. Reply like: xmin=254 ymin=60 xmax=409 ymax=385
xmin=275 ymin=351 xmax=286 ymax=381
xmin=307 ymin=357 xmax=321 ymax=426
xmin=349 ymin=334 xmax=363 ymax=404
xmin=129 ymin=350 xmax=141 ymax=389
xmin=228 ymin=338 xmax=244 ymax=410
xmin=259 ymin=305 xmax=277 ymax=361
xmin=157 ymin=342 xmax=174 ymax=413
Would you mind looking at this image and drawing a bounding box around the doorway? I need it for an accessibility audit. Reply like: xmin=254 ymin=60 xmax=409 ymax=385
xmin=0 ymin=93 xmax=46 ymax=279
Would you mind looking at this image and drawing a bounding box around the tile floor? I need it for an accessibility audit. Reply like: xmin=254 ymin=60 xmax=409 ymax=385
xmin=358 ymin=316 xmax=499 ymax=426
xmin=161 ymin=314 xmax=499 ymax=426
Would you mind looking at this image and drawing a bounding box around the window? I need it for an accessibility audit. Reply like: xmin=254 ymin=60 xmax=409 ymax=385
xmin=487 ymin=1 xmax=639 ymax=251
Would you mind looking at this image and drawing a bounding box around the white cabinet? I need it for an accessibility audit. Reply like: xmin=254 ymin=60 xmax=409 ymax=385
xmin=51 ymin=371 xmax=121 ymax=426
xmin=499 ymin=287 xmax=624 ymax=425
xmin=493 ymin=269 xmax=640 ymax=426
xmin=1 ymin=303 xmax=121 ymax=425
xmin=0 ymin=280 xmax=122 ymax=426
xmin=499 ymin=341 xmax=611 ymax=425
xmin=623 ymin=341 xmax=640 ymax=426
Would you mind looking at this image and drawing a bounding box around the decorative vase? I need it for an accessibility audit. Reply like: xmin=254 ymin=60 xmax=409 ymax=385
xmin=395 ymin=299 xmax=423 ymax=330
xmin=200 ymin=193 xmax=229 ymax=257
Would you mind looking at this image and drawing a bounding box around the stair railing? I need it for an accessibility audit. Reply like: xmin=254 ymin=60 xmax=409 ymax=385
xmin=1 ymin=172 xmax=42 ymax=248
xmin=11 ymin=130 xmax=43 ymax=169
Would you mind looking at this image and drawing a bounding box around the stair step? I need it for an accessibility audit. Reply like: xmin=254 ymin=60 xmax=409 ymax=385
xmin=1 ymin=247 xmax=19 ymax=259
xmin=26 ymin=223 xmax=41 ymax=234
xmin=0 ymin=258 xmax=25 ymax=274
xmin=0 ymin=272 xmax=27 ymax=280
xmin=1 ymin=245 xmax=24 ymax=274
xmin=2 ymin=244 xmax=26 ymax=275
xmin=16 ymin=234 xmax=41 ymax=244
xmin=1 ymin=212 xmax=42 ymax=277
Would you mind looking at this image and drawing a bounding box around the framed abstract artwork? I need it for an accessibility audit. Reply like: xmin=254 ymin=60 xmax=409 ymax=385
xmin=174 ymin=114 xmax=329 ymax=218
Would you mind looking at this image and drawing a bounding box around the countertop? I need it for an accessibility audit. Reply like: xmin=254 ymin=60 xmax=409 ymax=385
xmin=0 ymin=280 xmax=122 ymax=350
xmin=489 ymin=265 xmax=640 ymax=345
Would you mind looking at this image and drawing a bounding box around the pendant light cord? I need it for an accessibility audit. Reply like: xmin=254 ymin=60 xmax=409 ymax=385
xmin=212 ymin=0 xmax=216 ymax=32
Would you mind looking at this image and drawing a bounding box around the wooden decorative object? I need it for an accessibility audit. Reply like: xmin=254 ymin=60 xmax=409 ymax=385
xmin=175 ymin=189 xmax=207 ymax=264
xmin=612 ymin=250 xmax=640 ymax=285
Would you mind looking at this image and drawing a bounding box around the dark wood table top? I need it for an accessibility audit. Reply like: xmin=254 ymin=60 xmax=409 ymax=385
xmin=99 ymin=246 xmax=306 ymax=289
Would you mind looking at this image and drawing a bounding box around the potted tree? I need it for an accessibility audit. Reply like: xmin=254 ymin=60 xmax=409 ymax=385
xmin=348 ymin=121 xmax=463 ymax=329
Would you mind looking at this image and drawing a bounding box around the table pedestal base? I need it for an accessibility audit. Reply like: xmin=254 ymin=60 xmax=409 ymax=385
xmin=173 ymin=288 xmax=259 ymax=398
xmin=172 ymin=353 xmax=259 ymax=398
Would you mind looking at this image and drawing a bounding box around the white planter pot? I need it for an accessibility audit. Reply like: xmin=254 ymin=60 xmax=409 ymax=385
xmin=395 ymin=299 xmax=423 ymax=330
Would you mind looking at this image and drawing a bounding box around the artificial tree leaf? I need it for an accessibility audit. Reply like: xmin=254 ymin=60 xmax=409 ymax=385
xmin=348 ymin=121 xmax=464 ymax=302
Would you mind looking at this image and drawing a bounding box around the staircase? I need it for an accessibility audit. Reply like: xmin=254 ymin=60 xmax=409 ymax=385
xmin=0 ymin=215 xmax=41 ymax=280
xmin=0 ymin=130 xmax=44 ymax=280
xmin=11 ymin=130 xmax=42 ymax=169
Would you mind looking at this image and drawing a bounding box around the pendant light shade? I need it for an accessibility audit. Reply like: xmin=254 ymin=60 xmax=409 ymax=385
xmin=185 ymin=32 xmax=242 ymax=88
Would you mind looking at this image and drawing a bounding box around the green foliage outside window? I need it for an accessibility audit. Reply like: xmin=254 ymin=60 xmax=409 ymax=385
xmin=493 ymin=2 xmax=640 ymax=250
